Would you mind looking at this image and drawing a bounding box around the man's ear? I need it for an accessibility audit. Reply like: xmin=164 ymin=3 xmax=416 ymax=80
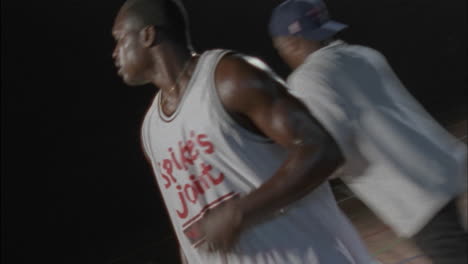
xmin=139 ymin=25 xmax=157 ymax=47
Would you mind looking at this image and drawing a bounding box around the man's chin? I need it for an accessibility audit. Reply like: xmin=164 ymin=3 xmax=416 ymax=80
xmin=122 ymin=75 xmax=148 ymax=87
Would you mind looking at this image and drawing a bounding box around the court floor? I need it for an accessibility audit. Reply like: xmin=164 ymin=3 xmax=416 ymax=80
xmin=333 ymin=183 xmax=432 ymax=264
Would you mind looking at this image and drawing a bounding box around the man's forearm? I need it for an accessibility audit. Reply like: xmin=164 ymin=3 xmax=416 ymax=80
xmin=236 ymin=138 xmax=343 ymax=226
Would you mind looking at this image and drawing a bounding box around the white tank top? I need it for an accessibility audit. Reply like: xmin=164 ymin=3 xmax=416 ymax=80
xmin=141 ymin=50 xmax=373 ymax=264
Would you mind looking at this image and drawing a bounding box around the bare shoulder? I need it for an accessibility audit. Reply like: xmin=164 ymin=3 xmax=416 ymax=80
xmin=214 ymin=53 xmax=286 ymax=113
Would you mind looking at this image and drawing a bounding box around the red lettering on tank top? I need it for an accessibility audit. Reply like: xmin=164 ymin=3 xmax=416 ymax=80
xmin=157 ymin=162 xmax=171 ymax=189
xmin=176 ymin=185 xmax=189 ymax=219
xmin=162 ymin=159 xmax=177 ymax=184
xmin=196 ymin=134 xmax=214 ymax=154
xmin=184 ymin=183 xmax=199 ymax=204
xmin=169 ymin=148 xmax=183 ymax=170
xmin=155 ymin=131 xmax=229 ymax=221
xmin=201 ymin=163 xmax=224 ymax=185
xmin=179 ymin=140 xmax=200 ymax=169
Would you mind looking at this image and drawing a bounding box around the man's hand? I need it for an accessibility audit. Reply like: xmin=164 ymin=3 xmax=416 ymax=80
xmin=197 ymin=199 xmax=244 ymax=253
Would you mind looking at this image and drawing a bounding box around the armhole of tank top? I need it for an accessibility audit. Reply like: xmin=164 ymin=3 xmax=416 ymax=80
xmin=208 ymin=50 xmax=273 ymax=144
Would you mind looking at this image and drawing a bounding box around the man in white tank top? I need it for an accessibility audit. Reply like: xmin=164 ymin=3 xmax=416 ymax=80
xmin=111 ymin=0 xmax=375 ymax=263
xmin=269 ymin=0 xmax=467 ymax=263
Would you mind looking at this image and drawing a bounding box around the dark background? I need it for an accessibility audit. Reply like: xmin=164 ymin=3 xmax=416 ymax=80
xmin=2 ymin=0 xmax=466 ymax=263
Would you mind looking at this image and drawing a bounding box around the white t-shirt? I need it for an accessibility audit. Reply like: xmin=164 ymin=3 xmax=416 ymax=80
xmin=141 ymin=49 xmax=374 ymax=263
xmin=288 ymin=40 xmax=467 ymax=237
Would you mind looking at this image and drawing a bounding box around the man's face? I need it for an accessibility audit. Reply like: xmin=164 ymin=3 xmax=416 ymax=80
xmin=112 ymin=11 xmax=151 ymax=86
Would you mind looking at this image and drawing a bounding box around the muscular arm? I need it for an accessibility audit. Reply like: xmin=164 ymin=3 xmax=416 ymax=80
xmin=215 ymin=54 xmax=344 ymax=226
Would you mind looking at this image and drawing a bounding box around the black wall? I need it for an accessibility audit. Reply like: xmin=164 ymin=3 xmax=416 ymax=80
xmin=2 ymin=0 xmax=466 ymax=263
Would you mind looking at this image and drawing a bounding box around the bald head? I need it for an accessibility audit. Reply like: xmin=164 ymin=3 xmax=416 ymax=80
xmin=112 ymin=0 xmax=194 ymax=86
xmin=118 ymin=0 xmax=190 ymax=46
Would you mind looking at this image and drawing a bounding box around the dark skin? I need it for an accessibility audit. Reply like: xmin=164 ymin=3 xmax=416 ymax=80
xmin=112 ymin=6 xmax=344 ymax=254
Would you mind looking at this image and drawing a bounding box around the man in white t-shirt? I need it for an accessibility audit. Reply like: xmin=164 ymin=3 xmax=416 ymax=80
xmin=269 ymin=0 xmax=467 ymax=263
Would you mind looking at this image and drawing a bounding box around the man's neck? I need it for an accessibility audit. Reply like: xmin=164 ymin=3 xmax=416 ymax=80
xmin=151 ymin=43 xmax=193 ymax=95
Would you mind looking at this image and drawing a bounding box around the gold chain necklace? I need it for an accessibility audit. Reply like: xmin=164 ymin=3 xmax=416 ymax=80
xmin=161 ymin=58 xmax=193 ymax=106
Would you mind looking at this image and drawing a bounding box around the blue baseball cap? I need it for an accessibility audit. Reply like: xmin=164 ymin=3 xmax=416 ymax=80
xmin=269 ymin=0 xmax=348 ymax=41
